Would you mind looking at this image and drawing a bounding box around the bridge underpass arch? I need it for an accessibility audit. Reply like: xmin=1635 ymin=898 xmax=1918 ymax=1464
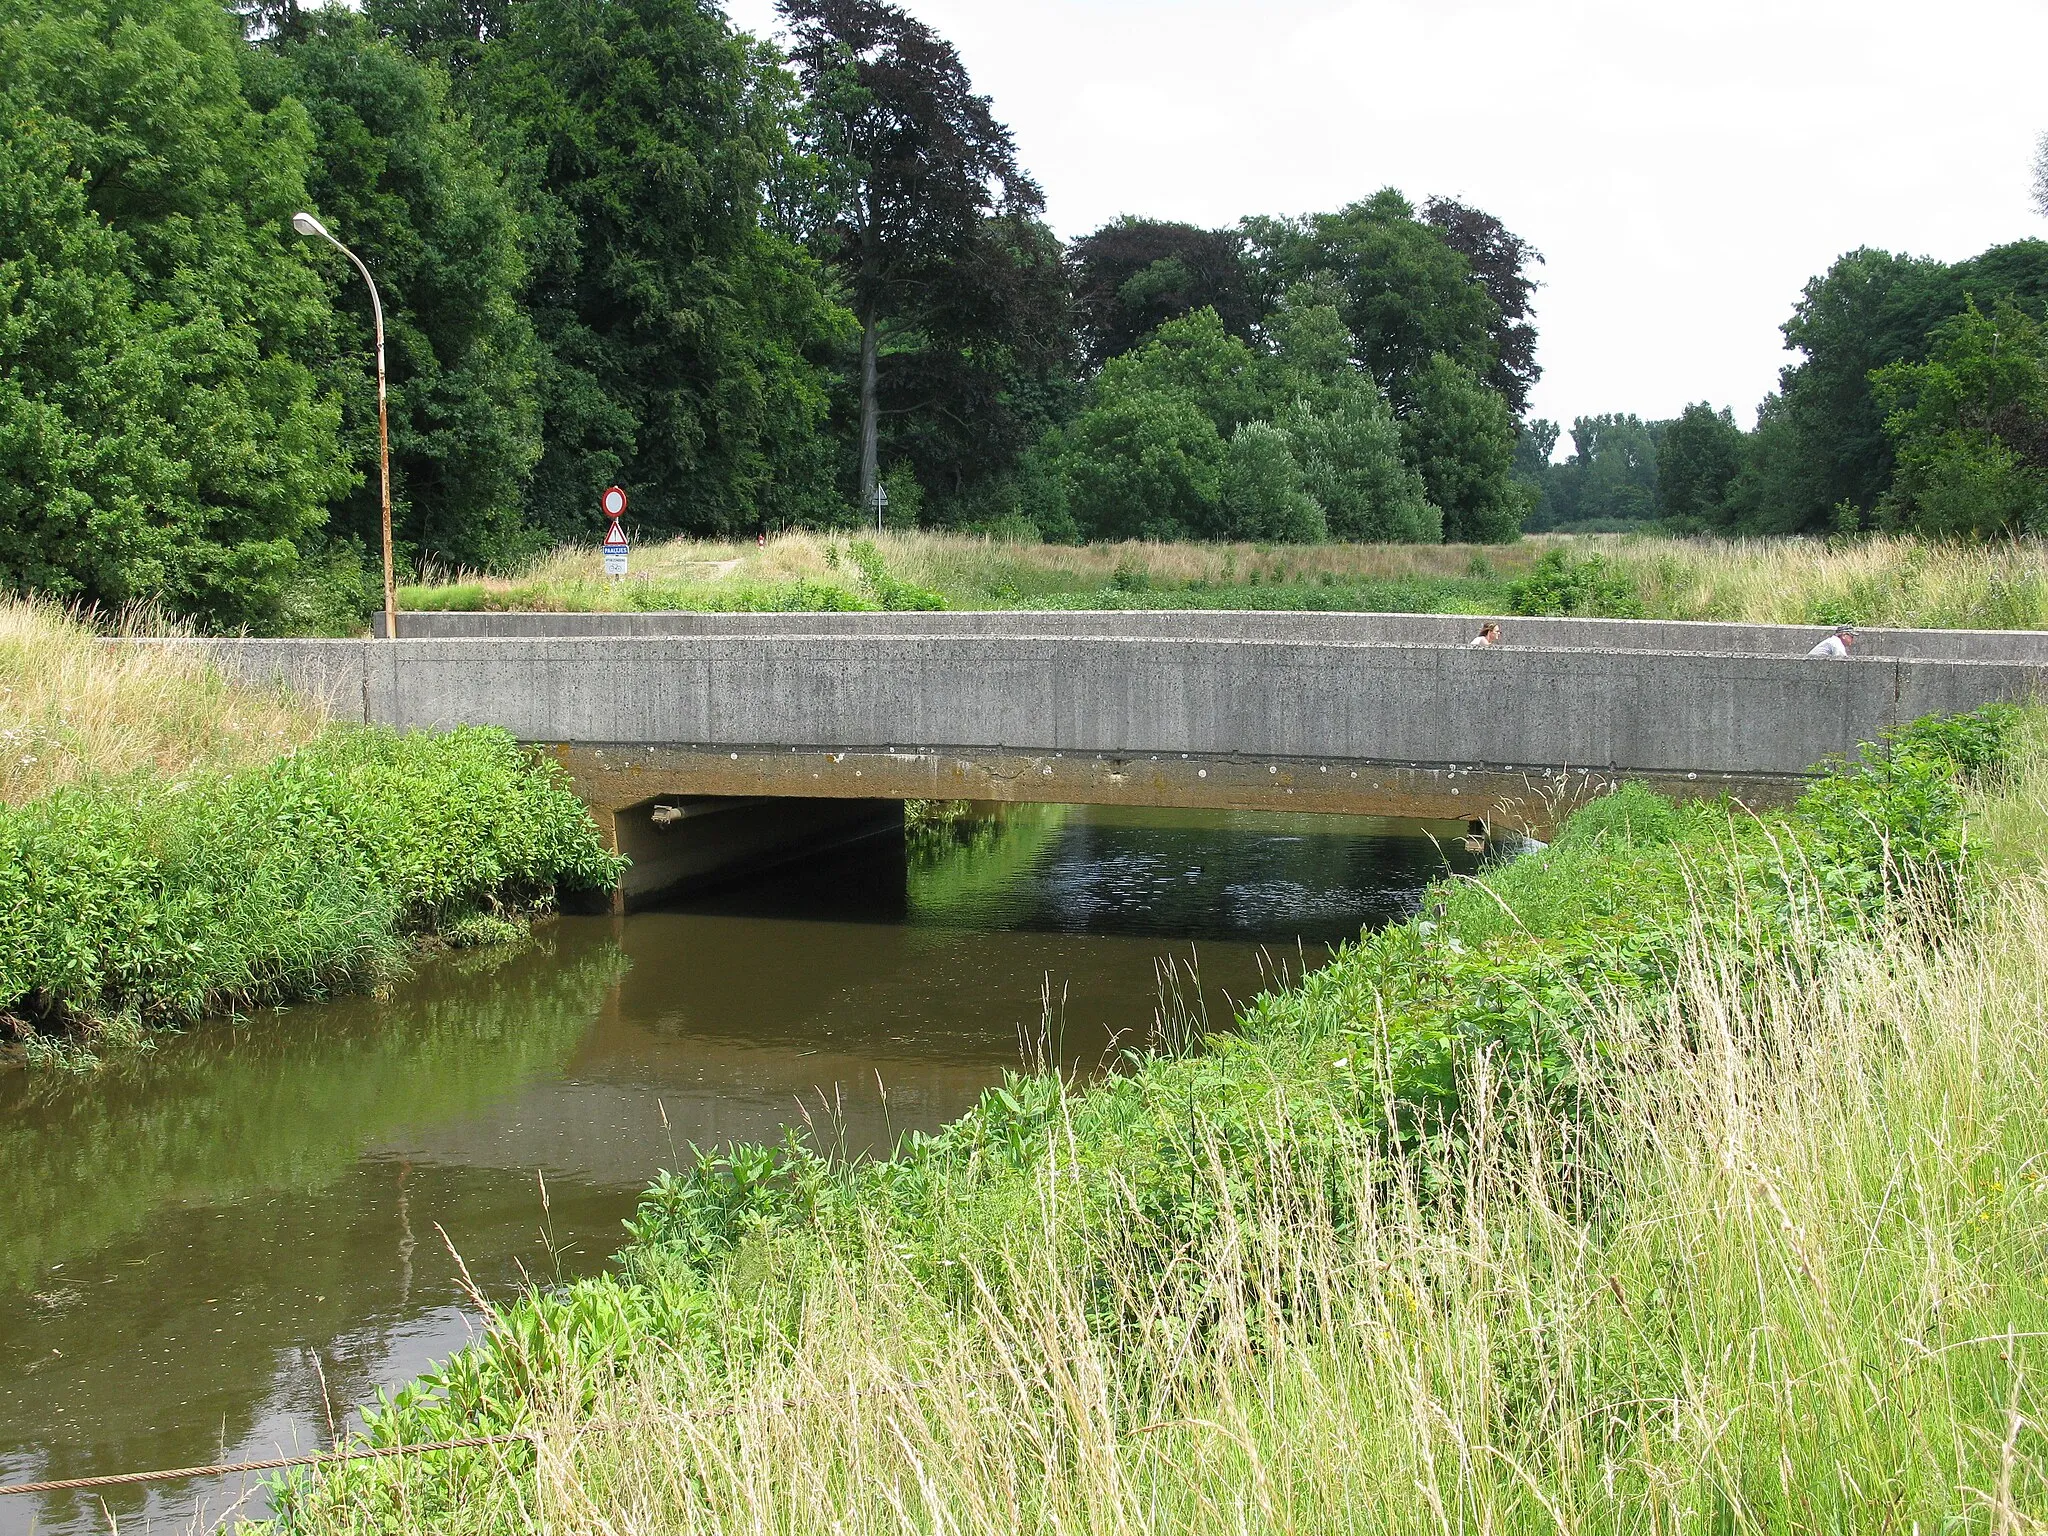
xmin=557 ymin=742 xmax=1799 ymax=911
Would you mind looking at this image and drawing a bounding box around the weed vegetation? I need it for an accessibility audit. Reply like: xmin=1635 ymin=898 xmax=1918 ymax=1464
xmin=0 ymin=600 xmax=622 ymax=1059
xmin=398 ymin=529 xmax=2048 ymax=632
xmin=262 ymin=705 xmax=2047 ymax=1533
xmin=0 ymin=595 xmax=325 ymax=804
xmin=0 ymin=727 xmax=622 ymax=1060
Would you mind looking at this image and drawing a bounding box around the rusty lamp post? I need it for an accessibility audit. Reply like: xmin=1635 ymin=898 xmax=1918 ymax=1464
xmin=293 ymin=211 xmax=397 ymax=640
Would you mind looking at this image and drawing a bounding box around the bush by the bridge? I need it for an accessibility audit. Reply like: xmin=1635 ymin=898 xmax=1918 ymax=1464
xmin=0 ymin=726 xmax=623 ymax=1054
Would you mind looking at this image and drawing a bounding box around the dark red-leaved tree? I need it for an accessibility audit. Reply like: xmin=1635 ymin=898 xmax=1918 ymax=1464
xmin=1423 ymin=196 xmax=1543 ymax=417
xmin=1068 ymin=217 xmax=1257 ymax=371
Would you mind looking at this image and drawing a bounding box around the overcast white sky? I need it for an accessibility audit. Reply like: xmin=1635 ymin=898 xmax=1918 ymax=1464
xmin=725 ymin=0 xmax=2048 ymax=437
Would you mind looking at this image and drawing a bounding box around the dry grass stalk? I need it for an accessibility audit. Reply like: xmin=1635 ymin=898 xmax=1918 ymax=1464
xmin=0 ymin=596 xmax=326 ymax=805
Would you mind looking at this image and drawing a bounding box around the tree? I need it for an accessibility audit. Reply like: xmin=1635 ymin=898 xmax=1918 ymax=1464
xmin=1287 ymin=393 xmax=1438 ymax=543
xmin=1058 ymin=391 xmax=1225 ymax=541
xmin=1247 ymin=189 xmax=1499 ymax=409
xmin=1218 ymin=422 xmax=1326 ymax=543
xmin=242 ymin=10 xmax=543 ymax=573
xmin=1400 ymin=354 xmax=1527 ymax=543
xmin=1068 ymin=217 xmax=1257 ymax=370
xmin=464 ymin=0 xmax=848 ymax=539
xmin=1511 ymin=417 xmax=1562 ymax=529
xmin=0 ymin=0 xmax=348 ymax=628
xmin=854 ymin=210 xmax=1077 ymax=523
xmin=1715 ymin=393 xmax=1820 ymax=535
xmin=1257 ymin=285 xmax=1435 ymax=541
xmin=1873 ymin=299 xmax=2048 ymax=537
xmin=1262 ymin=280 xmax=1361 ymax=408
xmin=777 ymin=0 xmax=1041 ymax=512
xmin=1656 ymin=403 xmax=1745 ymax=528
xmin=1549 ymin=413 xmax=1660 ymax=526
xmin=1095 ymin=308 xmax=1268 ymax=437
xmin=362 ymin=0 xmax=510 ymax=80
xmin=1423 ymin=196 xmax=1542 ymax=416
xmin=1773 ymin=248 xmax=1963 ymax=531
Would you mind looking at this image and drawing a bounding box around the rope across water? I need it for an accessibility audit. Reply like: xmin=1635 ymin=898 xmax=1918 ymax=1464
xmin=0 ymin=1433 xmax=532 ymax=1497
xmin=0 ymin=1375 xmax=954 ymax=1499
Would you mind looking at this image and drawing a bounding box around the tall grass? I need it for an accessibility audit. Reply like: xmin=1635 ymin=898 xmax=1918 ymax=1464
xmin=400 ymin=530 xmax=1553 ymax=616
xmin=1610 ymin=533 xmax=2048 ymax=629
xmin=0 ymin=595 xmax=325 ymax=804
xmin=399 ymin=529 xmax=2048 ymax=631
xmin=487 ymin=870 xmax=2048 ymax=1533
xmin=268 ymin=711 xmax=2045 ymax=1534
xmin=279 ymin=870 xmax=2048 ymax=1532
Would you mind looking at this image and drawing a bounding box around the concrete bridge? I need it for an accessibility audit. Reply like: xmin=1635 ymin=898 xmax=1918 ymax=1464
xmin=178 ymin=611 xmax=2048 ymax=907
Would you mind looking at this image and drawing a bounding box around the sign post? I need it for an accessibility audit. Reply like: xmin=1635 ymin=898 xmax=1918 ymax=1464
xmin=601 ymin=486 xmax=628 ymax=578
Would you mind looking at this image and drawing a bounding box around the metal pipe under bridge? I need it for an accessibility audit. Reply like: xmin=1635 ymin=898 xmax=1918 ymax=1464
xmin=163 ymin=611 xmax=2048 ymax=909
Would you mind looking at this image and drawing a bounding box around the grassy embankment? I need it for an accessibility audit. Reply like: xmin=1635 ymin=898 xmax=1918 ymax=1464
xmin=0 ymin=598 xmax=622 ymax=1062
xmin=267 ymin=704 xmax=2048 ymax=1532
xmin=400 ymin=529 xmax=2048 ymax=630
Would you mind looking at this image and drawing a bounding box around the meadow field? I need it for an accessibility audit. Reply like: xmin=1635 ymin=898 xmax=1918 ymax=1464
xmin=399 ymin=531 xmax=2048 ymax=632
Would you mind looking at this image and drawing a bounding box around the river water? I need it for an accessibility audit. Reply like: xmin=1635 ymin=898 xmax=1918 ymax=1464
xmin=0 ymin=804 xmax=1486 ymax=1536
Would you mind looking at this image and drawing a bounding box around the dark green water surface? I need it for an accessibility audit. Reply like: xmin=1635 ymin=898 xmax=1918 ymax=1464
xmin=0 ymin=805 xmax=1485 ymax=1535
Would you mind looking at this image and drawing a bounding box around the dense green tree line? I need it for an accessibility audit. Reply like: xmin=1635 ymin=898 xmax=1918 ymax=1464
xmin=11 ymin=0 xmax=2048 ymax=632
xmin=1518 ymin=236 xmax=2048 ymax=539
xmin=1 ymin=0 xmax=1547 ymax=628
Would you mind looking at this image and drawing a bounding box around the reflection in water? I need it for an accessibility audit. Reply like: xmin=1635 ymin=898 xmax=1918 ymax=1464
xmin=0 ymin=805 xmax=1484 ymax=1535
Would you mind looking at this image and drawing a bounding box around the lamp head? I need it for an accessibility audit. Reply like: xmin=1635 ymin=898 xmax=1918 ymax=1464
xmin=292 ymin=212 xmax=329 ymax=240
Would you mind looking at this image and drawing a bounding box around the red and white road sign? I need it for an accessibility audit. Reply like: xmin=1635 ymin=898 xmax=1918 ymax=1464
xmin=602 ymin=486 xmax=627 ymax=518
xmin=603 ymin=519 xmax=628 ymax=548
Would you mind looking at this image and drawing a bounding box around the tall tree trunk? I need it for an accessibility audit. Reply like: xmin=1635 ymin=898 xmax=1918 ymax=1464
xmin=859 ymin=308 xmax=880 ymax=520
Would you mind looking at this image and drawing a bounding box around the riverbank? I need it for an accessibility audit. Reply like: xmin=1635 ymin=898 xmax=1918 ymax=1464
xmin=265 ymin=706 xmax=2041 ymax=1532
xmin=0 ymin=601 xmax=622 ymax=1062
xmin=396 ymin=531 xmax=2048 ymax=631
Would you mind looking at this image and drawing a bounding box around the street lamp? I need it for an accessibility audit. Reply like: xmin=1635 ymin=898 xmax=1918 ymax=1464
xmin=293 ymin=211 xmax=397 ymax=640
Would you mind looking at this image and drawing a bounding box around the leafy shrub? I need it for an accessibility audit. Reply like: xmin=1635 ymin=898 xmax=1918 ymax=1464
xmin=1216 ymin=422 xmax=1328 ymax=543
xmin=0 ymin=727 xmax=622 ymax=1040
xmin=1506 ymin=549 xmax=1645 ymax=617
xmin=1892 ymin=702 xmax=2022 ymax=785
xmin=1799 ymin=704 xmax=2021 ymax=901
xmin=846 ymin=540 xmax=946 ymax=611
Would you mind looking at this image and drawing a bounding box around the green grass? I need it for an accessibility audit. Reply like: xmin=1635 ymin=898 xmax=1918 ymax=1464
xmin=0 ymin=725 xmax=623 ymax=1057
xmin=260 ymin=709 xmax=2044 ymax=1534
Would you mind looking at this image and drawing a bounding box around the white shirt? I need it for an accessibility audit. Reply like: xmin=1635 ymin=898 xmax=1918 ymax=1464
xmin=1807 ymin=635 xmax=1850 ymax=658
xmin=1467 ymin=634 xmax=1496 ymax=647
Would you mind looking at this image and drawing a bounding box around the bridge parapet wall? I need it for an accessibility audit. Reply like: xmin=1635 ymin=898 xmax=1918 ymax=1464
xmin=171 ymin=633 xmax=2045 ymax=785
